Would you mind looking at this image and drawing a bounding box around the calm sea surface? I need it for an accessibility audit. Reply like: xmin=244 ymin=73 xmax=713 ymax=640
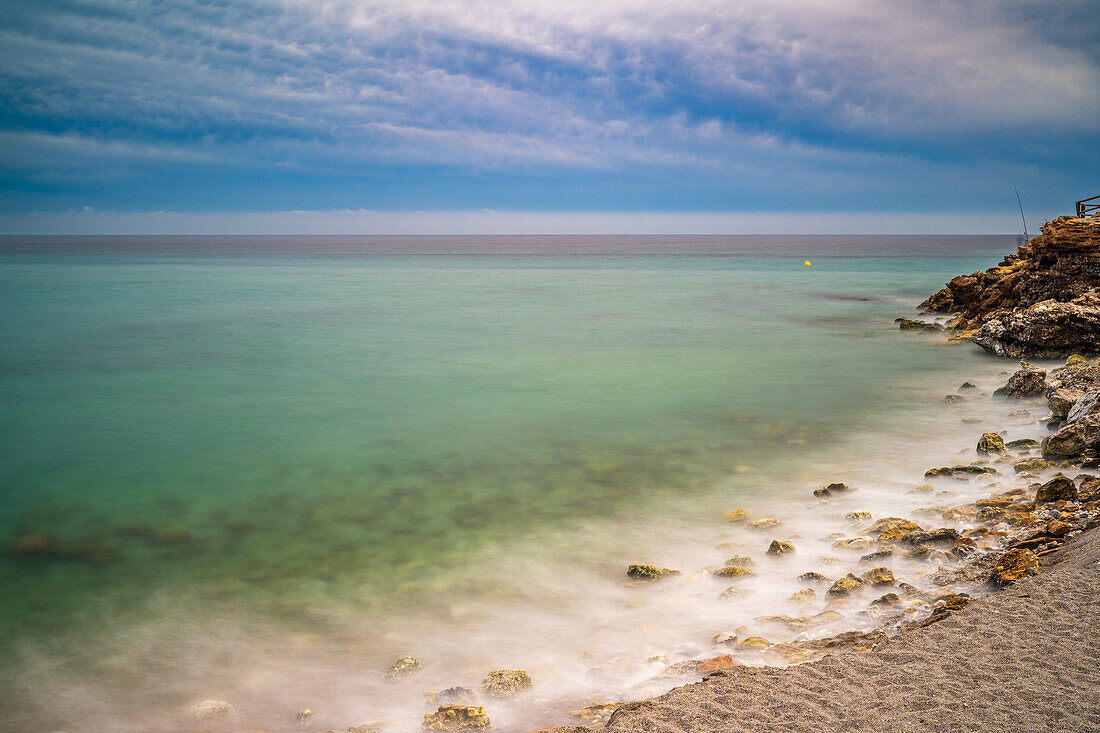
xmin=0 ymin=235 xmax=1018 ymax=731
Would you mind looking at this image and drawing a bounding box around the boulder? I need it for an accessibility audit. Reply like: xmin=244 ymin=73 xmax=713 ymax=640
xmin=976 ymin=432 xmax=1007 ymax=455
xmin=724 ymin=508 xmax=747 ymax=522
xmin=813 ymin=482 xmax=853 ymax=497
xmin=997 ymin=364 xmax=1048 ymax=397
xmin=480 ymin=669 xmax=533 ymax=698
xmin=861 ymin=567 xmax=895 ymax=586
xmin=626 ymin=564 xmax=680 ymax=582
xmin=1034 ymin=476 xmax=1078 ymax=503
xmin=991 ymin=548 xmax=1040 ymax=586
xmin=423 ymin=705 xmax=491 ymax=731
xmin=1067 ymin=389 xmax=1100 ymax=423
xmin=1048 ymin=389 xmax=1085 ymax=419
xmin=1041 ymin=414 xmax=1100 ymax=458
xmin=713 ymin=565 xmax=755 ymax=578
xmin=766 ymin=540 xmax=795 ymax=556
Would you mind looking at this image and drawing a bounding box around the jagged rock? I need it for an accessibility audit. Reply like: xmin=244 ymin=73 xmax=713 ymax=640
xmin=423 ymin=705 xmax=490 ymax=731
xmin=991 ymin=548 xmax=1040 ymax=586
xmin=1041 ymin=414 xmax=1100 ymax=458
xmin=826 ymin=573 xmax=867 ymax=597
xmin=385 ymin=656 xmax=422 ymax=681
xmin=813 ymin=482 xmax=852 ymax=497
xmin=480 ymin=669 xmax=532 ymax=698
xmin=190 ymin=701 xmax=235 ymax=721
xmin=1048 ymin=389 xmax=1085 ymax=419
xmin=627 ymin=564 xmax=680 ymax=582
xmin=1035 ymin=476 xmax=1078 ymax=502
xmin=766 ymin=539 xmax=795 ymax=556
xmin=1067 ymin=389 xmax=1100 ymax=422
xmin=861 ymin=567 xmax=895 ymax=586
xmin=922 ymin=217 xmax=1100 ymax=322
xmin=977 ymin=432 xmax=1007 ymax=455
xmin=996 ymin=364 xmax=1048 ymax=397
xmin=973 ymin=300 xmax=1100 ymax=358
xmin=746 ymin=518 xmax=781 ymax=530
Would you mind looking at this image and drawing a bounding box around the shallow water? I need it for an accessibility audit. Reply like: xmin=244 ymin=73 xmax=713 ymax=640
xmin=0 ymin=235 xmax=1023 ymax=731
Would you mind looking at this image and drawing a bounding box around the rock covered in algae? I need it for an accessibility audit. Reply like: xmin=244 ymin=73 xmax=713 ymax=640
xmin=790 ymin=588 xmax=816 ymax=604
xmin=991 ymin=548 xmax=1040 ymax=586
xmin=976 ymin=432 xmax=1007 ymax=455
xmin=480 ymin=669 xmax=533 ymax=698
xmin=626 ymin=563 xmax=680 ymax=582
xmin=766 ymin=539 xmax=795 ymax=556
xmin=1014 ymin=458 xmax=1051 ymax=473
xmin=1035 ymin=475 xmax=1078 ymax=503
xmin=713 ymin=564 xmax=755 ymax=578
xmin=861 ymin=567 xmax=895 ymax=586
xmin=385 ymin=655 xmax=422 ymax=681
xmin=826 ymin=573 xmax=867 ymax=597
xmin=422 ymin=705 xmax=490 ymax=731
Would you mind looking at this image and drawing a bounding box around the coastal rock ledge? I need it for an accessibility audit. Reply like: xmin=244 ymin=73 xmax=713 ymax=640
xmin=921 ymin=216 xmax=1100 ymax=357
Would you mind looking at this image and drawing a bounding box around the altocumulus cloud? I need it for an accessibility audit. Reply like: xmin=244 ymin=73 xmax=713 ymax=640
xmin=0 ymin=0 xmax=1097 ymax=228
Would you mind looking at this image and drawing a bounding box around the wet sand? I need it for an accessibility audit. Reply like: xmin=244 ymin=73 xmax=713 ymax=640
xmin=605 ymin=526 xmax=1100 ymax=732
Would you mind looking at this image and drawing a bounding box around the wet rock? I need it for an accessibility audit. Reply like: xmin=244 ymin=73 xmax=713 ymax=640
xmin=350 ymin=721 xmax=389 ymax=733
xmin=845 ymin=510 xmax=872 ymax=522
xmin=1048 ymin=388 xmax=1085 ymax=419
xmin=900 ymin=528 xmax=960 ymax=546
xmin=974 ymin=300 xmax=1100 ymax=358
xmin=425 ymin=688 xmax=478 ymax=707
xmin=935 ymin=593 xmax=972 ymax=610
xmin=826 ymin=573 xmax=867 ymax=597
xmin=991 ymin=548 xmax=1040 ymax=586
xmin=713 ymin=565 xmax=755 ymax=578
xmin=1035 ymin=476 xmax=1078 ymax=503
xmin=1067 ymin=388 xmax=1100 ymax=423
xmin=696 ymin=654 xmax=738 ymax=674
xmin=797 ymin=571 xmax=832 ymax=584
xmin=976 ymin=432 xmax=1007 ymax=455
xmin=724 ymin=508 xmax=747 ymax=522
xmin=480 ymin=669 xmax=533 ymax=698
xmin=944 ymin=394 xmax=963 ymax=403
xmin=626 ymin=564 xmax=680 ymax=582
xmin=1041 ymin=414 xmax=1100 ymax=458
xmin=718 ymin=586 xmax=752 ymax=600
xmin=996 ymin=363 xmax=1048 ymax=397
xmin=738 ymin=636 xmax=770 ymax=650
xmin=385 ymin=656 xmax=422 ymax=681
xmin=924 ymin=465 xmax=998 ymax=478
xmin=766 ymin=539 xmax=795 ymax=556
xmin=569 ymin=702 xmax=625 ymax=725
xmin=790 ymin=588 xmax=816 ymax=603
xmin=1014 ymin=458 xmax=1051 ymax=473
xmin=905 ymin=606 xmax=951 ymax=629
xmin=897 ymin=318 xmax=942 ymax=331
xmin=423 ymin=705 xmax=490 ymax=731
xmin=861 ymin=567 xmax=895 ymax=586
xmin=190 ymin=700 xmax=235 ymax=722
xmin=1006 ymin=438 xmax=1040 ymax=449
xmin=832 ymin=536 xmax=875 ymax=551
xmin=813 ymin=482 xmax=853 ymax=497
xmin=960 ymin=381 xmax=978 ymax=390
xmin=870 ymin=593 xmax=900 ymax=608
xmin=951 ymin=537 xmax=978 ymax=557
xmin=746 ymin=518 xmax=781 ymax=530
xmin=866 ymin=516 xmax=921 ymax=535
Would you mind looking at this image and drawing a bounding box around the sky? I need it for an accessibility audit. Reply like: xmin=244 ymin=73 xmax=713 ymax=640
xmin=1 ymin=0 xmax=1097 ymax=234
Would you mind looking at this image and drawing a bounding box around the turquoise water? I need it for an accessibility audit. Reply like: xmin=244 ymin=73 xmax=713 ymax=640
xmin=0 ymin=236 xmax=1015 ymax=730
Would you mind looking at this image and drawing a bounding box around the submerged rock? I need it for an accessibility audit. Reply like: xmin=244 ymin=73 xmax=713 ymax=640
xmin=385 ymin=656 xmax=422 ymax=681
xmin=423 ymin=705 xmax=490 ymax=731
xmin=861 ymin=567 xmax=895 ymax=586
xmin=425 ymin=687 xmax=478 ymax=707
xmin=845 ymin=510 xmax=872 ymax=522
xmin=569 ymin=702 xmax=625 ymax=725
xmin=480 ymin=669 xmax=533 ymax=698
xmin=790 ymin=588 xmax=816 ymax=604
xmin=832 ymin=536 xmax=875 ymax=551
xmin=813 ymin=482 xmax=853 ymax=497
xmin=724 ymin=508 xmax=747 ymax=522
xmin=719 ymin=585 xmax=752 ymax=600
xmin=190 ymin=700 xmax=235 ymax=722
xmin=1014 ymin=458 xmax=1051 ymax=473
xmin=797 ymin=571 xmax=832 ymax=584
xmin=976 ymin=432 xmax=1007 ymax=455
xmin=746 ymin=518 xmax=781 ymax=530
xmin=713 ymin=565 xmax=755 ymax=578
xmin=996 ymin=364 xmax=1048 ymax=397
xmin=626 ymin=564 xmax=680 ymax=582
xmin=991 ymin=548 xmax=1040 ymax=586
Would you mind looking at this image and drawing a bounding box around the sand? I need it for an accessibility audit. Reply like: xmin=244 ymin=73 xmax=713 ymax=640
xmin=605 ymin=527 xmax=1100 ymax=733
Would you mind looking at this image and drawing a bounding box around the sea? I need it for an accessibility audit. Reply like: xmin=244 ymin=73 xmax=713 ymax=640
xmin=0 ymin=234 xmax=1034 ymax=732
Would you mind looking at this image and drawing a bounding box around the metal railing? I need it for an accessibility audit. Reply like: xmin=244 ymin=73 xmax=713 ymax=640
xmin=1077 ymin=195 xmax=1100 ymax=217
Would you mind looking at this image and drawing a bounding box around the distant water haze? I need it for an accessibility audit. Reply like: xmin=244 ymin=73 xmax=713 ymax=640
xmin=0 ymin=235 xmax=1023 ymax=731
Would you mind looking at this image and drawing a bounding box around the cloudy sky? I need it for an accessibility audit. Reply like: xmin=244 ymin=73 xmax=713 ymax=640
xmin=1 ymin=0 xmax=1097 ymax=233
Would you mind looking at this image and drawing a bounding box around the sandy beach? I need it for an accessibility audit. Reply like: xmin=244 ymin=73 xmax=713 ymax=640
xmin=605 ymin=525 xmax=1100 ymax=732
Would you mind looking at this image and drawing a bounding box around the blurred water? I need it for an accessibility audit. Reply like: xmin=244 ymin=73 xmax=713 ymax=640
xmin=0 ymin=235 xmax=1019 ymax=731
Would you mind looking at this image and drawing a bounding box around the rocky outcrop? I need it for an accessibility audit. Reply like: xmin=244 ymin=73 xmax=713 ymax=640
xmin=919 ymin=216 xmax=1100 ymax=357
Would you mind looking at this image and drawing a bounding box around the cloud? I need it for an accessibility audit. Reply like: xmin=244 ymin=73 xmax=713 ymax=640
xmin=0 ymin=0 xmax=1096 ymax=217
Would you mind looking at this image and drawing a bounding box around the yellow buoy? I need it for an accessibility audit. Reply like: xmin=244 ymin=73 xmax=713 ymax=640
xmin=804 ymin=260 xmax=812 ymax=267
